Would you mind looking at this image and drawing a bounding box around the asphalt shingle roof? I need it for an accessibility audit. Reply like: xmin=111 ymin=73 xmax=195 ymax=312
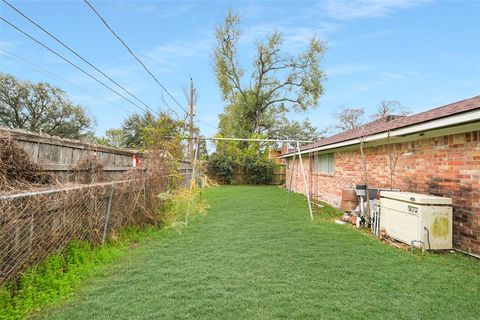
xmin=289 ymin=95 xmax=480 ymax=154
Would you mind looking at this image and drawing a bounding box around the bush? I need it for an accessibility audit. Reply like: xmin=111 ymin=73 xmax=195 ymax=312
xmin=243 ymin=156 xmax=274 ymax=185
xmin=207 ymin=152 xmax=275 ymax=185
xmin=207 ymin=153 xmax=236 ymax=184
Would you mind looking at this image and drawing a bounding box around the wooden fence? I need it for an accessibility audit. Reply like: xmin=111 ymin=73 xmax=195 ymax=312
xmin=272 ymin=164 xmax=286 ymax=185
xmin=1 ymin=128 xmax=192 ymax=181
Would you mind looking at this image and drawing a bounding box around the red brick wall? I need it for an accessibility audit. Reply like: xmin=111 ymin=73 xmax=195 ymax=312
xmin=286 ymin=130 xmax=480 ymax=255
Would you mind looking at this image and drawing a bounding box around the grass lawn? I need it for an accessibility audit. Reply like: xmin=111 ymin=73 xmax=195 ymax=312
xmin=42 ymin=186 xmax=480 ymax=319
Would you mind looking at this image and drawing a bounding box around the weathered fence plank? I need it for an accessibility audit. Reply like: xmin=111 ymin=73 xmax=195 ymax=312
xmin=1 ymin=128 xmax=139 ymax=181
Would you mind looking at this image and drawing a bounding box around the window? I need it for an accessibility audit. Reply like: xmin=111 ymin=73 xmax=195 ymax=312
xmin=312 ymin=153 xmax=335 ymax=174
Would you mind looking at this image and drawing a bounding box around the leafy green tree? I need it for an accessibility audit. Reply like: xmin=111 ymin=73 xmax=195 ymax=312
xmin=113 ymin=111 xmax=195 ymax=152
xmin=213 ymin=11 xmax=326 ymax=138
xmin=207 ymin=153 xmax=236 ymax=184
xmin=120 ymin=112 xmax=157 ymax=148
xmin=91 ymin=129 xmax=127 ymax=148
xmin=141 ymin=113 xmax=185 ymax=159
xmin=270 ymin=117 xmax=321 ymax=141
xmin=0 ymin=73 xmax=93 ymax=139
xmin=218 ymin=89 xmax=321 ymax=142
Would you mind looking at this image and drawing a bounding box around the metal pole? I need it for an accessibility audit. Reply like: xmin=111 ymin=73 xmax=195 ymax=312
xmin=102 ymin=188 xmax=114 ymax=244
xmin=297 ymin=141 xmax=314 ymax=222
xmin=188 ymin=78 xmax=195 ymax=160
xmin=287 ymin=146 xmax=296 ymax=204
xmin=190 ymin=136 xmax=200 ymax=191
xmin=171 ymin=136 xmax=313 ymax=143
xmin=314 ymin=151 xmax=318 ymax=203
xmin=195 ymin=137 xmax=313 ymax=143
xmin=185 ymin=136 xmax=200 ymax=226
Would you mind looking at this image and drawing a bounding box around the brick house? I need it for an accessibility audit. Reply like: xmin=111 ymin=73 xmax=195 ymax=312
xmin=280 ymin=96 xmax=480 ymax=256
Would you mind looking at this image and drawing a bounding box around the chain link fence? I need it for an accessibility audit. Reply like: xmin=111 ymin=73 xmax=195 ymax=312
xmin=0 ymin=171 xmax=193 ymax=286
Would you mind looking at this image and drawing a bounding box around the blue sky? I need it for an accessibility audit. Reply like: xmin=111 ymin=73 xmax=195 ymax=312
xmin=1 ymin=0 xmax=479 ymax=138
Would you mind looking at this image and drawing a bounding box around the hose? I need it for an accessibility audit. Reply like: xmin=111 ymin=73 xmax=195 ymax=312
xmin=424 ymin=227 xmax=431 ymax=251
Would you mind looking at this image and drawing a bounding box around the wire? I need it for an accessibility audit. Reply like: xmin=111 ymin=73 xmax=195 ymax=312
xmin=83 ymin=0 xmax=188 ymax=116
xmin=1 ymin=0 xmax=158 ymax=116
xmin=0 ymin=48 xmax=133 ymax=114
xmin=195 ymin=120 xmax=218 ymax=130
xmin=0 ymin=16 xmax=152 ymax=115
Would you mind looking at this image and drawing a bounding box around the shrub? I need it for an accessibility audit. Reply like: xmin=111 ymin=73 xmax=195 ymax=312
xmin=207 ymin=153 xmax=236 ymax=184
xmin=207 ymin=152 xmax=275 ymax=185
xmin=243 ymin=155 xmax=274 ymax=185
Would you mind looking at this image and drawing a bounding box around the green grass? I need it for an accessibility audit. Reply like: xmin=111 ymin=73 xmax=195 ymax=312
xmin=0 ymin=226 xmax=160 ymax=320
xmin=40 ymin=186 xmax=480 ymax=320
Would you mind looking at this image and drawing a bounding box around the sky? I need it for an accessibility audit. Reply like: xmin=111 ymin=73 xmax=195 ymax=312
xmin=1 ymin=0 xmax=479 ymax=139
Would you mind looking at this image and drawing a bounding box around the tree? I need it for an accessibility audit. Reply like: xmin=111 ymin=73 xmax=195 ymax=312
xmin=333 ymin=107 xmax=365 ymax=131
xmin=213 ymin=11 xmax=326 ymax=138
xmin=333 ymin=101 xmax=410 ymax=133
xmin=0 ymin=73 xmax=93 ymax=139
xmin=91 ymin=129 xmax=126 ymax=148
xmin=96 ymin=111 xmax=187 ymax=151
xmin=141 ymin=113 xmax=185 ymax=159
xmin=120 ymin=112 xmax=157 ymax=148
xmin=371 ymin=100 xmax=410 ymax=120
xmin=270 ymin=117 xmax=321 ymax=141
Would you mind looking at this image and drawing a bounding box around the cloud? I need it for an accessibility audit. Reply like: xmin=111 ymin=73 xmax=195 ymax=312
xmin=362 ymin=70 xmax=419 ymax=91
xmin=154 ymin=4 xmax=193 ymax=18
xmin=0 ymin=40 xmax=22 ymax=50
xmin=321 ymin=0 xmax=430 ymax=20
xmin=107 ymin=1 xmax=192 ymax=18
xmin=142 ymin=35 xmax=212 ymax=70
xmin=242 ymin=22 xmax=337 ymax=52
xmin=327 ymin=64 xmax=373 ymax=76
xmin=235 ymin=1 xmax=429 ymax=54
xmin=378 ymin=70 xmax=420 ymax=81
xmin=330 ymin=28 xmax=398 ymax=47
xmin=333 ymin=69 xmax=421 ymax=96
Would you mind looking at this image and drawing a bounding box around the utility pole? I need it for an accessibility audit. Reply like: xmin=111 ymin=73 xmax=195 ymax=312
xmin=188 ymin=78 xmax=195 ymax=160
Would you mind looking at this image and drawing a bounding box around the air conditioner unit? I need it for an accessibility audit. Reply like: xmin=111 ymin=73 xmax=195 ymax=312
xmin=380 ymin=191 xmax=452 ymax=250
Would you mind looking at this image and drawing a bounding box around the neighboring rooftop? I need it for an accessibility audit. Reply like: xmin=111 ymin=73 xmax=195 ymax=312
xmin=291 ymin=95 xmax=480 ymax=154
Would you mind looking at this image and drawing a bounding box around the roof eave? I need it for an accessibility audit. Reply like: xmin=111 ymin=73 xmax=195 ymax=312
xmin=279 ymin=108 xmax=480 ymax=158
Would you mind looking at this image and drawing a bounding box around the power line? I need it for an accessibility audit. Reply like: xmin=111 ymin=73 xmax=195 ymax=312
xmin=83 ymin=0 xmax=188 ymax=115
xmin=196 ymin=120 xmax=218 ymax=130
xmin=0 ymin=47 xmax=132 ymax=114
xmin=0 ymin=16 xmax=152 ymax=115
xmin=1 ymin=0 xmax=158 ymax=116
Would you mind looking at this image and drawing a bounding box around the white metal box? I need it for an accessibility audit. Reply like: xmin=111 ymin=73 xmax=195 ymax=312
xmin=380 ymin=191 xmax=453 ymax=250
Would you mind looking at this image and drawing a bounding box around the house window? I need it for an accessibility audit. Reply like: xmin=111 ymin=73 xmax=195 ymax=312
xmin=312 ymin=153 xmax=335 ymax=174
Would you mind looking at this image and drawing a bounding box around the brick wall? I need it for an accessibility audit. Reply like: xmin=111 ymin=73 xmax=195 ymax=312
xmin=286 ymin=130 xmax=480 ymax=255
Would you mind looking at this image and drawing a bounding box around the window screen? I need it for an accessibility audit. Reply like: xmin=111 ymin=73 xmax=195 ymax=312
xmin=313 ymin=153 xmax=334 ymax=174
